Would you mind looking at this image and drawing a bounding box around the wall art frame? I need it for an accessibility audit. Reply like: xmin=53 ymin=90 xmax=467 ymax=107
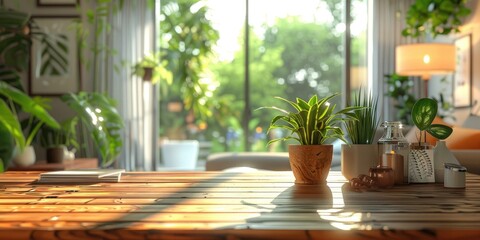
xmin=453 ymin=33 xmax=472 ymax=108
xmin=29 ymin=16 xmax=81 ymax=96
xmin=37 ymin=0 xmax=79 ymax=7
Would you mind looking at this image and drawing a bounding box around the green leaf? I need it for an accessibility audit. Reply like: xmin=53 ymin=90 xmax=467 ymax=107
xmin=411 ymin=98 xmax=437 ymax=130
xmin=427 ymin=124 xmax=453 ymax=140
xmin=61 ymin=92 xmax=123 ymax=167
xmin=0 ymin=99 xmax=24 ymax=150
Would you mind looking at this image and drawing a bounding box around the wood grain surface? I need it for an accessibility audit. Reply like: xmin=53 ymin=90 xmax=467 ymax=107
xmin=0 ymin=170 xmax=479 ymax=240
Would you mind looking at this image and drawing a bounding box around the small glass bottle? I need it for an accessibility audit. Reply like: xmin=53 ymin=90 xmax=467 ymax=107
xmin=377 ymin=121 xmax=410 ymax=184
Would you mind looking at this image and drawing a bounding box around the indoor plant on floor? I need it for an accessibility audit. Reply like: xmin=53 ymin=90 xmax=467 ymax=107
xmin=262 ymin=93 xmax=363 ymax=184
xmin=341 ymin=88 xmax=380 ymax=180
xmin=409 ymin=98 xmax=453 ymax=183
xmin=0 ymin=82 xmax=60 ymax=167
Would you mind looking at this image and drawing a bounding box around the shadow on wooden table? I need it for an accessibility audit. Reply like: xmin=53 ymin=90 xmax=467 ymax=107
xmin=231 ymin=184 xmax=334 ymax=229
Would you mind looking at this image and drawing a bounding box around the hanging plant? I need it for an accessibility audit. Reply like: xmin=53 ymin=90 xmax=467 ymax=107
xmin=402 ymin=0 xmax=471 ymax=38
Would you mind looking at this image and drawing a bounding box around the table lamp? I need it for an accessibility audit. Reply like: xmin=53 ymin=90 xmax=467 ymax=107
xmin=395 ymin=43 xmax=455 ymax=97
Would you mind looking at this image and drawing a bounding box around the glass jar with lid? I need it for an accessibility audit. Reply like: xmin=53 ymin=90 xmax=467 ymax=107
xmin=377 ymin=121 xmax=410 ymax=184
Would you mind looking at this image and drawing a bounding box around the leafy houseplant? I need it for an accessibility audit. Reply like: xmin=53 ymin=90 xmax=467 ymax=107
xmin=0 ymin=7 xmax=69 ymax=170
xmin=409 ymin=98 xmax=453 ymax=183
xmin=402 ymin=0 xmax=471 ymax=39
xmin=132 ymin=53 xmax=172 ymax=84
xmin=341 ymin=89 xmax=380 ymax=180
xmin=38 ymin=118 xmax=79 ymax=163
xmin=0 ymin=82 xmax=60 ymax=167
xmin=61 ymin=92 xmax=124 ymax=168
xmin=263 ymin=93 xmax=362 ymax=184
xmin=411 ymin=98 xmax=453 ymax=144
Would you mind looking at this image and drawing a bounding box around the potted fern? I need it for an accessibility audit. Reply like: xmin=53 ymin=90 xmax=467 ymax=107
xmin=409 ymin=98 xmax=453 ymax=183
xmin=262 ymin=93 xmax=362 ymax=184
xmin=341 ymin=89 xmax=380 ymax=180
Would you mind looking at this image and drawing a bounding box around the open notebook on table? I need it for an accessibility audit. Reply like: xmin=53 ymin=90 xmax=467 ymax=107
xmin=38 ymin=169 xmax=125 ymax=183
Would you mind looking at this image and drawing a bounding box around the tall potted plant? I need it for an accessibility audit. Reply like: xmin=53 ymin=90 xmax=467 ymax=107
xmin=262 ymin=93 xmax=362 ymax=184
xmin=409 ymin=98 xmax=453 ymax=183
xmin=61 ymin=92 xmax=123 ymax=168
xmin=0 ymin=82 xmax=60 ymax=167
xmin=341 ymin=89 xmax=380 ymax=180
xmin=0 ymin=7 xmax=69 ymax=170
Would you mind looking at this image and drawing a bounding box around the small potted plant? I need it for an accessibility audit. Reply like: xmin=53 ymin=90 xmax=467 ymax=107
xmin=409 ymin=98 xmax=453 ymax=183
xmin=0 ymin=82 xmax=60 ymax=167
xmin=132 ymin=53 xmax=172 ymax=84
xmin=38 ymin=118 xmax=78 ymax=164
xmin=262 ymin=93 xmax=363 ymax=184
xmin=341 ymin=88 xmax=380 ymax=180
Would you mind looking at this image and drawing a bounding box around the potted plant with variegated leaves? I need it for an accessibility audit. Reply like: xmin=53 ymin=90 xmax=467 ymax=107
xmin=260 ymin=93 xmax=363 ymax=184
xmin=409 ymin=98 xmax=453 ymax=183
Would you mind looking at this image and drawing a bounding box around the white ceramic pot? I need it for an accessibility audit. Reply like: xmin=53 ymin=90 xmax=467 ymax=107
xmin=13 ymin=146 xmax=36 ymax=167
xmin=161 ymin=140 xmax=199 ymax=170
xmin=341 ymin=144 xmax=378 ymax=180
xmin=408 ymin=143 xmax=434 ymax=183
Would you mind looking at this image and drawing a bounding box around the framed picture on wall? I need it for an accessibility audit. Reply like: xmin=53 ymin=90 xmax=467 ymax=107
xmin=453 ymin=34 xmax=472 ymax=108
xmin=29 ymin=16 xmax=80 ymax=96
xmin=37 ymin=0 xmax=79 ymax=7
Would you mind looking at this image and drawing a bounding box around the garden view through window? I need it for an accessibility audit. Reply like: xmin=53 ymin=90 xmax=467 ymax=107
xmin=158 ymin=0 xmax=367 ymax=154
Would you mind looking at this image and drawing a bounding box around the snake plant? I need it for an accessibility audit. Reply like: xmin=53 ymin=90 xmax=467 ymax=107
xmin=261 ymin=93 xmax=363 ymax=145
xmin=344 ymin=88 xmax=380 ymax=144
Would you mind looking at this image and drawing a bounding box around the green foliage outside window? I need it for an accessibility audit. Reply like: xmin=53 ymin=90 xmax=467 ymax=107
xmin=158 ymin=0 xmax=351 ymax=152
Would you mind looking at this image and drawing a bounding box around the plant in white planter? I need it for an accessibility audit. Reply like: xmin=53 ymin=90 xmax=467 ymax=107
xmin=0 ymin=82 xmax=60 ymax=167
xmin=342 ymin=89 xmax=380 ymax=180
xmin=262 ymin=93 xmax=363 ymax=184
xmin=409 ymin=98 xmax=453 ymax=183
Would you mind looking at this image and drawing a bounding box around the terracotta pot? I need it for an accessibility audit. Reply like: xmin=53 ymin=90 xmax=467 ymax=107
xmin=288 ymin=145 xmax=333 ymax=185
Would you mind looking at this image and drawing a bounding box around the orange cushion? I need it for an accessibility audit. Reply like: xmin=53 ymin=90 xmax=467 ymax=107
xmin=445 ymin=127 xmax=480 ymax=150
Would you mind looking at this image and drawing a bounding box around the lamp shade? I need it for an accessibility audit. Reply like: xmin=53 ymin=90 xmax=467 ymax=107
xmin=395 ymin=43 xmax=455 ymax=80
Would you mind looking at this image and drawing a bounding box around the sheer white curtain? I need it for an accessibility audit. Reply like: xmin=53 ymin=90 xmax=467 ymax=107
xmin=369 ymin=0 xmax=419 ymax=122
xmin=99 ymin=0 xmax=159 ymax=171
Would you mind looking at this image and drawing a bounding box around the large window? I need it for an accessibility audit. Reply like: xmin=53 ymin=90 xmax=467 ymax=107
xmin=158 ymin=0 xmax=367 ymax=153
